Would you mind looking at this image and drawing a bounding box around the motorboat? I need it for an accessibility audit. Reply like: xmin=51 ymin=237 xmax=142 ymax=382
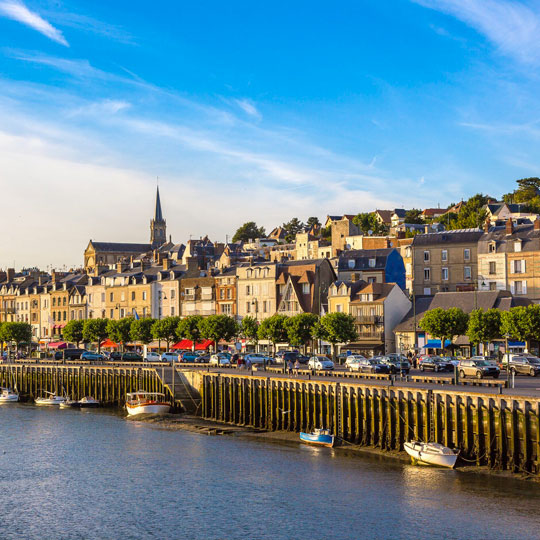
xmin=125 ymin=392 xmax=171 ymax=416
xmin=59 ymin=399 xmax=76 ymax=409
xmin=300 ymin=428 xmax=335 ymax=448
xmin=60 ymin=396 xmax=100 ymax=409
xmin=0 ymin=387 xmax=19 ymax=403
xmin=35 ymin=391 xmax=67 ymax=406
xmin=404 ymin=441 xmax=459 ymax=469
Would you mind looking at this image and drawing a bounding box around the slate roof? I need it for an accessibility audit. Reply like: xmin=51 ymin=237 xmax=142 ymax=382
xmin=478 ymin=223 xmax=540 ymax=254
xmin=337 ymin=248 xmax=393 ymax=271
xmin=392 ymin=209 xmax=408 ymax=218
xmin=90 ymin=242 xmax=152 ymax=253
xmin=411 ymin=229 xmax=483 ymax=246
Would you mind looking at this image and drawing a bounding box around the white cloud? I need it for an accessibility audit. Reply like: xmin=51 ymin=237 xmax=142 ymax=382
xmin=0 ymin=0 xmax=68 ymax=46
xmin=234 ymin=98 xmax=262 ymax=120
xmin=414 ymin=0 xmax=540 ymax=63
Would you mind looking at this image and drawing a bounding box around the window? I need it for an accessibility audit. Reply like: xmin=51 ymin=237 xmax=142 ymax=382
xmin=336 ymin=304 xmax=343 ymax=313
xmin=52 ymin=297 xmax=56 ymax=306
xmin=142 ymin=307 xmax=147 ymax=317
xmin=171 ymin=307 xmax=175 ymax=316
xmin=368 ymin=258 xmax=376 ymax=268
xmin=464 ymin=266 xmax=471 ymax=280
xmin=512 ymin=259 xmax=526 ymax=274
xmin=302 ymin=283 xmax=310 ymax=294
xmin=131 ymin=292 xmax=135 ymax=301
xmin=514 ymin=240 xmax=522 ymax=253
xmin=348 ymin=260 xmax=355 ymax=269
xmin=489 ymin=261 xmax=496 ymax=275
xmin=171 ymin=289 xmax=175 ymax=299
xmin=110 ymin=292 xmax=114 ymax=302
xmin=489 ymin=243 xmax=496 ymax=253
xmin=263 ymin=301 xmax=268 ymax=313
xmin=121 ymin=292 xmax=125 ymax=301
xmin=423 ymin=250 xmax=430 ymax=262
xmin=142 ymin=291 xmax=147 ymax=301
xmin=406 ymin=263 xmax=412 ymax=274
xmin=63 ymin=311 xmax=66 ymax=321
xmin=120 ymin=308 xmax=125 ymax=318
xmin=227 ymin=289 xmax=232 ymax=299
xmin=110 ymin=309 xmax=114 ymax=318
xmin=441 ymin=268 xmax=448 ymax=281
xmin=246 ymin=302 xmax=251 ymax=313
xmin=246 ymin=285 xmax=251 ymax=296
xmin=514 ymin=281 xmax=523 ymax=294
xmin=101 ymin=293 xmax=105 ymax=302
xmin=441 ymin=250 xmax=448 ymax=262
xmin=464 ymin=249 xmax=470 ymax=261
xmin=368 ymin=277 xmax=376 ymax=283
xmin=220 ymin=289 xmax=225 ymax=299
xmin=424 ymin=268 xmax=431 ymax=281
xmin=489 ymin=282 xmax=497 ymax=291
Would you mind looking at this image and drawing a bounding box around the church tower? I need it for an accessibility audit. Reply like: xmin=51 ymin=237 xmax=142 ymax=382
xmin=150 ymin=186 xmax=167 ymax=248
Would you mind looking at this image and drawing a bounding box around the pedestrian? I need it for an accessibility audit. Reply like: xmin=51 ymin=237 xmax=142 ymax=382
xmin=245 ymin=357 xmax=251 ymax=370
xmin=294 ymin=359 xmax=300 ymax=376
xmin=232 ymin=353 xmax=239 ymax=368
xmin=287 ymin=359 xmax=293 ymax=376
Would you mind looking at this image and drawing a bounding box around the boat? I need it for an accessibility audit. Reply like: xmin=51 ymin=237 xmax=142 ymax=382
xmin=60 ymin=396 xmax=100 ymax=409
xmin=35 ymin=391 xmax=67 ymax=406
xmin=125 ymin=392 xmax=171 ymax=416
xmin=0 ymin=387 xmax=19 ymax=403
xmin=299 ymin=428 xmax=335 ymax=447
xmin=404 ymin=441 xmax=459 ymax=469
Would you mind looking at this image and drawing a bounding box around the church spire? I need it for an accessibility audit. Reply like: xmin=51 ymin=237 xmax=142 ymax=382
xmin=154 ymin=186 xmax=163 ymax=222
xmin=150 ymin=185 xmax=166 ymax=248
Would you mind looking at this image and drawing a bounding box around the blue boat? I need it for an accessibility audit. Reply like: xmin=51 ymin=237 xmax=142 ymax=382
xmin=299 ymin=428 xmax=335 ymax=447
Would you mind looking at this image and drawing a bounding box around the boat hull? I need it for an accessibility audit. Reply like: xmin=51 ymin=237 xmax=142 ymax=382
xmin=300 ymin=432 xmax=335 ymax=447
xmin=0 ymin=394 xmax=19 ymax=403
xmin=126 ymin=402 xmax=171 ymax=416
xmin=404 ymin=442 xmax=458 ymax=469
xmin=35 ymin=397 xmax=66 ymax=406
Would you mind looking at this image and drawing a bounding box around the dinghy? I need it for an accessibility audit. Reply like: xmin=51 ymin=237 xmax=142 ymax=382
xmin=300 ymin=428 xmax=335 ymax=448
xmin=404 ymin=441 xmax=458 ymax=469
xmin=0 ymin=387 xmax=19 ymax=403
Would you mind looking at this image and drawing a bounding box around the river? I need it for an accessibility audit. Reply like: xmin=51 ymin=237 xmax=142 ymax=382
xmin=0 ymin=404 xmax=538 ymax=540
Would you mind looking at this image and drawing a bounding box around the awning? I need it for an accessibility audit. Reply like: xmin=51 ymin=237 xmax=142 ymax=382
xmin=423 ymin=339 xmax=451 ymax=348
xmin=48 ymin=341 xmax=67 ymax=349
xmin=100 ymin=338 xmax=118 ymax=348
xmin=172 ymin=339 xmax=215 ymax=350
xmin=509 ymin=341 xmax=526 ymax=347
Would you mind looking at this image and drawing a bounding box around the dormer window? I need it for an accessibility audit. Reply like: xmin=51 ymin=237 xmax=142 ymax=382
xmin=369 ymin=258 xmax=376 ymax=268
xmin=488 ymin=242 xmax=496 ymax=253
xmin=348 ymin=260 xmax=355 ymax=269
xmin=514 ymin=239 xmax=522 ymax=253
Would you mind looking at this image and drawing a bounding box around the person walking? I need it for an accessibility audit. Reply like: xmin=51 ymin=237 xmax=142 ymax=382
xmin=287 ymin=359 xmax=293 ymax=376
xmin=294 ymin=359 xmax=300 ymax=376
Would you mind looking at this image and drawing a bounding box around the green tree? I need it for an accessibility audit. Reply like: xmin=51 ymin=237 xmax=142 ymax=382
xmin=312 ymin=312 xmax=357 ymax=360
xmin=107 ymin=318 xmax=133 ymax=352
xmin=257 ymin=314 xmax=289 ymax=355
xmin=442 ymin=194 xmax=489 ymax=230
xmin=241 ymin=316 xmax=259 ymax=349
xmin=283 ymin=218 xmax=305 ymax=242
xmin=151 ymin=316 xmax=181 ymax=352
xmin=2 ymin=322 xmax=32 ymax=353
xmin=83 ymin=319 xmax=108 ymax=353
xmin=320 ymin=225 xmax=331 ymax=240
xmin=130 ymin=318 xmax=155 ymax=345
xmin=199 ymin=315 xmax=238 ymax=351
xmin=501 ymin=305 xmax=540 ymax=351
xmin=352 ymin=212 xmax=388 ymax=235
xmin=232 ymin=221 xmax=266 ymax=243
xmin=62 ymin=320 xmax=84 ymax=347
xmin=419 ymin=308 xmax=469 ymax=351
xmin=404 ymin=208 xmax=423 ymax=224
xmin=176 ymin=315 xmax=203 ymax=350
xmin=306 ymin=216 xmax=321 ymax=229
xmin=503 ymin=178 xmax=540 ymax=212
xmin=0 ymin=322 xmax=5 ymax=356
xmin=467 ymin=309 xmax=501 ymax=353
xmin=285 ymin=313 xmax=319 ymax=353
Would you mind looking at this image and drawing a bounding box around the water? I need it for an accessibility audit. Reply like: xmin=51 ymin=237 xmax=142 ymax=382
xmin=0 ymin=405 xmax=539 ymax=540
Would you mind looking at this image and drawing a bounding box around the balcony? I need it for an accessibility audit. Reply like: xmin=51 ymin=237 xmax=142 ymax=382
xmin=356 ymin=331 xmax=384 ymax=341
xmin=183 ymin=293 xmax=196 ymax=301
xmin=354 ymin=315 xmax=384 ymax=324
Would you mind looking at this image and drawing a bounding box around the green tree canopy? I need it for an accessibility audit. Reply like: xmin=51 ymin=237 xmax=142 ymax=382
xmin=107 ymin=318 xmax=133 ymax=351
xmin=404 ymin=209 xmax=423 ymax=224
xmin=2 ymin=322 xmax=32 ymax=351
xmin=151 ymin=316 xmax=181 ymax=352
xmin=241 ymin=316 xmax=259 ymax=345
xmin=285 ymin=313 xmax=319 ymax=352
xmin=232 ymin=221 xmax=266 ymax=243
xmin=312 ymin=312 xmax=357 ymax=359
xmin=503 ymin=177 xmax=540 ymax=213
xmin=501 ymin=305 xmax=540 ymax=350
xmin=62 ymin=320 xmax=84 ymax=347
xmin=466 ymin=309 xmax=501 ymax=349
xmin=352 ymin=212 xmax=388 ymax=235
xmin=176 ymin=315 xmax=203 ymax=350
xmin=130 ymin=318 xmax=155 ymax=345
xmin=199 ymin=315 xmax=238 ymax=348
xmin=442 ymin=194 xmax=489 ymax=230
xmin=306 ymin=216 xmax=321 ymax=229
xmin=283 ymin=218 xmax=306 ymax=242
xmin=257 ymin=314 xmax=289 ymax=352
xmin=420 ymin=307 xmax=469 ymax=350
xmin=82 ymin=319 xmax=108 ymax=353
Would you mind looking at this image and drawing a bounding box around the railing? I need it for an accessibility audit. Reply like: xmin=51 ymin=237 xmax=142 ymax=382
xmin=354 ymin=315 xmax=384 ymax=324
xmin=356 ymin=331 xmax=384 ymax=340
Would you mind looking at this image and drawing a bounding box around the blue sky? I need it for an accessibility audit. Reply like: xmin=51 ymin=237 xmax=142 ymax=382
xmin=1 ymin=0 xmax=540 ymax=269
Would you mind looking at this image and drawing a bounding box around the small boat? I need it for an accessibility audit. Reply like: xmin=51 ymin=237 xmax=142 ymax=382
xmin=60 ymin=396 xmax=100 ymax=409
xmin=0 ymin=387 xmax=19 ymax=403
xmin=300 ymin=428 xmax=335 ymax=448
xmin=35 ymin=391 xmax=67 ymax=406
xmin=125 ymin=392 xmax=171 ymax=416
xmin=59 ymin=399 xmax=76 ymax=409
xmin=404 ymin=441 xmax=459 ymax=469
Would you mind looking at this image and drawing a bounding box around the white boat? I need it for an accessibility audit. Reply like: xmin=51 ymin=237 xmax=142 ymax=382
xmin=0 ymin=387 xmax=19 ymax=403
xmin=404 ymin=441 xmax=459 ymax=469
xmin=35 ymin=391 xmax=67 ymax=406
xmin=125 ymin=392 xmax=171 ymax=416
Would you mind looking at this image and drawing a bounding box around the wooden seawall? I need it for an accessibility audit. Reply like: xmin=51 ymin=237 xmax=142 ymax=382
xmin=201 ymin=372 xmax=540 ymax=475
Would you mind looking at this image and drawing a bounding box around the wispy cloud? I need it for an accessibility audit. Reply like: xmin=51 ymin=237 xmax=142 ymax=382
xmin=0 ymin=0 xmax=68 ymax=46
xmin=414 ymin=0 xmax=540 ymax=63
xmin=234 ymin=98 xmax=262 ymax=120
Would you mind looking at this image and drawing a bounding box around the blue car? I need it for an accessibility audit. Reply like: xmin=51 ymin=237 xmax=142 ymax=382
xmin=81 ymin=351 xmax=105 ymax=362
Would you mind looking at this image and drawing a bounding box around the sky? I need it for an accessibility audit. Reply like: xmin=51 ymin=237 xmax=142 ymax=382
xmin=1 ymin=0 xmax=540 ymax=270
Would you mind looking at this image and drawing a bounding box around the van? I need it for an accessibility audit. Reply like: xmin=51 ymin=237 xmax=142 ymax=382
xmin=54 ymin=348 xmax=85 ymax=361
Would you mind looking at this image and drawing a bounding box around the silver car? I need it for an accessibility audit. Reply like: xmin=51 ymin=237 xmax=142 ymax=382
xmin=308 ymin=356 xmax=335 ymax=370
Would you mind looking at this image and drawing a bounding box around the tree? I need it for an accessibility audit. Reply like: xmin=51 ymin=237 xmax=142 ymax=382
xmin=306 ymin=216 xmax=321 ymax=229
xmin=441 ymin=194 xmax=489 ymax=230
xmin=241 ymin=316 xmax=259 ymax=349
xmin=467 ymin=309 xmax=501 ymax=353
xmin=199 ymin=315 xmax=238 ymax=351
xmin=404 ymin=209 xmax=423 ymax=224
xmin=285 ymin=313 xmax=319 ymax=353
xmin=503 ymin=178 xmax=540 ymax=213
xmin=83 ymin=319 xmax=108 ymax=353
xmin=2 ymin=322 xmax=32 ymax=353
xmin=312 ymin=313 xmax=357 ymax=360
xmin=320 ymin=225 xmax=331 ymax=240
xmin=420 ymin=308 xmax=469 ymax=351
xmin=352 ymin=212 xmax=388 ymax=235
xmin=130 ymin=318 xmax=155 ymax=345
xmin=501 ymin=305 xmax=540 ymax=351
xmin=283 ymin=218 xmax=305 ymax=242
xmin=63 ymin=320 xmax=84 ymax=347
xmin=257 ymin=314 xmax=289 ymax=355
xmin=0 ymin=322 xmax=5 ymax=356
xmin=107 ymin=318 xmax=133 ymax=352
xmin=232 ymin=221 xmax=266 ymax=243
xmin=151 ymin=316 xmax=181 ymax=352
xmin=176 ymin=315 xmax=203 ymax=350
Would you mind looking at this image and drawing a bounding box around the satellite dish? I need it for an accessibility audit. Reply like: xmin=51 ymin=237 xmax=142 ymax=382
xmin=368 ymin=230 xmax=373 ymax=236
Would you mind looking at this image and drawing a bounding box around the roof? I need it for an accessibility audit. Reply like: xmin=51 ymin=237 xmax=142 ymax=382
xmin=392 ymin=209 xmax=407 ymax=218
xmin=351 ymin=282 xmax=395 ymax=301
xmin=411 ymin=229 xmax=483 ymax=246
xmin=478 ymin=223 xmax=540 ymax=253
xmin=375 ymin=210 xmax=393 ymax=223
xmin=422 ymin=208 xmax=445 ymax=216
xmin=337 ymin=248 xmax=393 ymax=271
xmin=154 ymin=186 xmax=164 ymax=222
xmin=330 ymin=280 xmax=367 ymax=298
xmin=89 ymin=242 xmax=152 ymax=253
xmin=393 ymin=297 xmax=433 ymax=332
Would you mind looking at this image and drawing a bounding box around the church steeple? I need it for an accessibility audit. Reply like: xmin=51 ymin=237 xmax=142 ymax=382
xmin=150 ymin=186 xmax=166 ymax=248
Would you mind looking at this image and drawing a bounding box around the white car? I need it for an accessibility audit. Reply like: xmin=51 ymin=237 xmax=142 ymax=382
xmin=210 ymin=354 xmax=231 ymax=366
xmin=161 ymin=352 xmax=179 ymax=362
xmin=145 ymin=352 xmax=161 ymax=362
xmin=245 ymin=353 xmax=272 ymax=365
xmin=345 ymin=354 xmax=366 ymax=370
xmin=308 ymin=356 xmax=335 ymax=370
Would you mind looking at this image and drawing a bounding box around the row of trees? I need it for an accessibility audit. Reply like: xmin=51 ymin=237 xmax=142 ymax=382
xmin=419 ymin=305 xmax=540 ymax=352
xmin=232 ymin=217 xmax=322 ymax=244
xmin=60 ymin=312 xmax=358 ymax=357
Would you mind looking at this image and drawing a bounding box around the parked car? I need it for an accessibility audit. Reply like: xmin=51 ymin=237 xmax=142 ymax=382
xmin=459 ymin=357 xmax=501 ymax=379
xmin=209 ymin=353 xmax=231 ymax=366
xmin=440 ymin=356 xmax=460 ymax=367
xmin=352 ymin=358 xmax=390 ymax=374
xmin=122 ymin=352 xmax=143 ymax=362
xmin=161 ymin=352 xmax=179 ymax=362
xmin=419 ymin=356 xmax=453 ymax=372
xmin=197 ymin=353 xmax=211 ymax=363
xmin=296 ymin=354 xmax=310 ymax=364
xmin=345 ymin=354 xmax=367 ymax=370
xmin=245 ymin=353 xmax=273 ymax=365
xmin=379 ymin=355 xmax=410 ymax=374
xmin=308 ymin=356 xmax=335 ymax=370
xmin=54 ymin=348 xmax=85 ymax=361
xmin=81 ymin=351 xmax=105 ymax=362
xmin=507 ymin=355 xmax=540 ymax=376
xmin=144 ymin=352 xmax=161 ymax=362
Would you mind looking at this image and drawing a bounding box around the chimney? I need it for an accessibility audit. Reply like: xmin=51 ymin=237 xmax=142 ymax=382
xmin=163 ymin=258 xmax=170 ymax=271
xmin=484 ymin=219 xmax=490 ymax=233
xmin=116 ymin=261 xmax=129 ymax=273
xmin=424 ymin=225 xmax=430 ymax=234
xmin=6 ymin=268 xmax=15 ymax=282
xmin=535 ymin=217 xmax=540 ymax=231
xmin=51 ymin=269 xmax=57 ymax=283
xmin=350 ymin=272 xmax=360 ymax=283
xmin=506 ymin=219 xmax=514 ymax=236
xmin=186 ymin=256 xmax=199 ymax=276
xmin=396 ymin=230 xmax=405 ymax=240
